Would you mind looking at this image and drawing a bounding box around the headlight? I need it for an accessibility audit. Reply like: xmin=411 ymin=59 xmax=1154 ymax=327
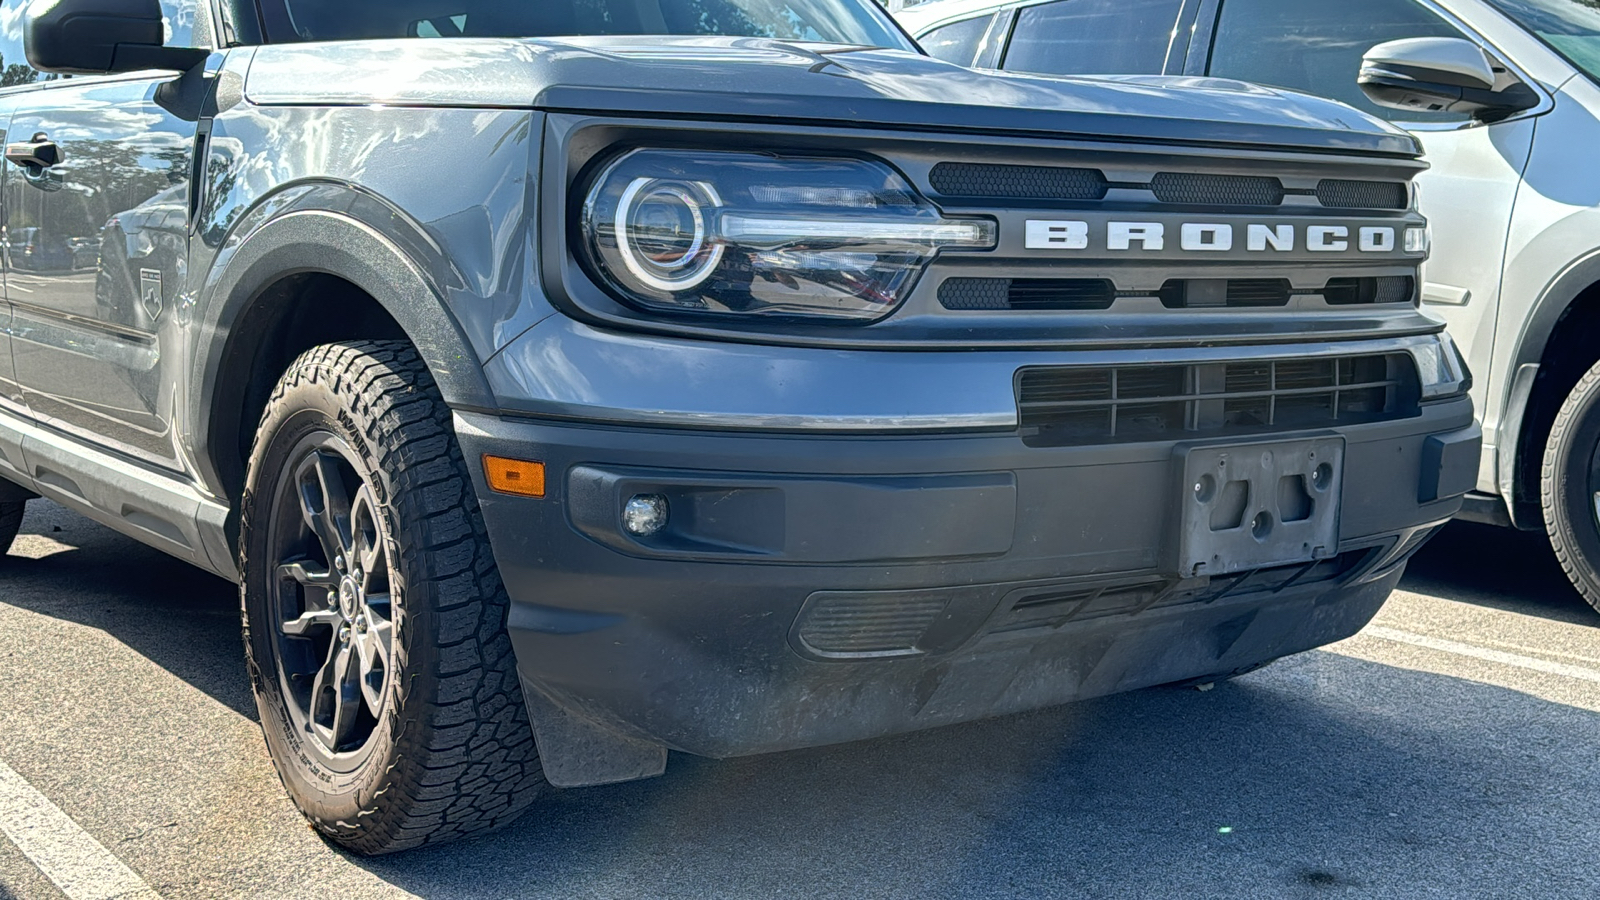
xmin=579 ymin=149 xmax=995 ymax=322
xmin=1405 ymin=182 xmax=1430 ymax=256
xmin=1411 ymin=332 xmax=1471 ymax=399
xmin=1405 ymin=226 xmax=1430 ymax=255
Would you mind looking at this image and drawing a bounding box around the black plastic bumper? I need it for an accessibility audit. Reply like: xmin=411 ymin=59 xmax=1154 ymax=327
xmin=454 ymin=399 xmax=1476 ymax=785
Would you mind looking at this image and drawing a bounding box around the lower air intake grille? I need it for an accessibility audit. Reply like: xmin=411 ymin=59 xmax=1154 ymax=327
xmin=1150 ymin=172 xmax=1285 ymax=206
xmin=794 ymin=591 xmax=951 ymax=658
xmin=1316 ymin=179 xmax=1408 ymax=210
xmin=990 ymin=549 xmax=1376 ymax=635
xmin=929 ymin=162 xmax=1108 ymax=201
xmin=1017 ymin=354 xmax=1419 ymax=446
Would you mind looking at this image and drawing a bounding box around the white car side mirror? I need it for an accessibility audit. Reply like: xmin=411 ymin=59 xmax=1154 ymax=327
xmin=1358 ymin=37 xmax=1537 ymax=119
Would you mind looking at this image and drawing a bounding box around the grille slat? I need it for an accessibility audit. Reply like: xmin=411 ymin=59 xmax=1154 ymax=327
xmin=1018 ymin=354 xmax=1418 ymax=446
xmin=1227 ymin=279 xmax=1293 ymax=307
xmin=926 ymin=162 xmax=1406 ymax=211
xmin=1150 ymin=172 xmax=1285 ymax=207
xmin=944 ymin=276 xmax=1413 ymax=311
xmin=929 ymin=162 xmax=1107 ymax=201
xmin=1324 ymin=275 xmax=1415 ymax=305
xmin=1008 ymin=279 xmax=1116 ymax=310
xmin=1316 ymin=178 xmax=1408 ymax=210
xmin=939 ymin=278 xmax=1116 ymax=311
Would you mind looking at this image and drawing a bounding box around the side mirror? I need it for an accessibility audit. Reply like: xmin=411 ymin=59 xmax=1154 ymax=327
xmin=1359 ymin=37 xmax=1538 ymax=120
xmin=25 ymin=0 xmax=207 ymax=75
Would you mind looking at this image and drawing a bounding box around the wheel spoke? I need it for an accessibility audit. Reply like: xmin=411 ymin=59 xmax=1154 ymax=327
xmin=354 ymin=613 xmax=392 ymax=715
xmin=296 ymin=451 xmax=353 ymax=568
xmin=277 ymin=560 xmax=339 ymax=635
xmin=282 ymin=608 xmax=341 ymax=636
xmin=310 ymin=639 xmax=360 ymax=751
xmin=277 ymin=561 xmax=336 ymax=587
xmin=350 ymin=485 xmax=386 ymax=578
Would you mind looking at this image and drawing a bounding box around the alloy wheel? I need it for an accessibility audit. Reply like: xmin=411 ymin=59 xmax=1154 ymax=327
xmin=268 ymin=433 xmax=395 ymax=764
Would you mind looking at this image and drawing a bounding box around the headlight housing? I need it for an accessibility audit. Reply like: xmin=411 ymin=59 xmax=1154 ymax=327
xmin=578 ymin=149 xmax=995 ymax=322
xmin=1411 ymin=332 xmax=1472 ymax=399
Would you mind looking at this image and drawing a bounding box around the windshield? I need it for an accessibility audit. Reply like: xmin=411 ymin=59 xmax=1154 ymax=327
xmin=261 ymin=0 xmax=915 ymax=49
xmin=1484 ymin=0 xmax=1600 ymax=79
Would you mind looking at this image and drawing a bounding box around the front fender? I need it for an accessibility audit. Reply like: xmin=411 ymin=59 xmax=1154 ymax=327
xmin=188 ymin=190 xmax=497 ymax=497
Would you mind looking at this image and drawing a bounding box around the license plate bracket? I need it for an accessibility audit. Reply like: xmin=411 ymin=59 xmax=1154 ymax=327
xmin=1177 ymin=436 xmax=1344 ymax=578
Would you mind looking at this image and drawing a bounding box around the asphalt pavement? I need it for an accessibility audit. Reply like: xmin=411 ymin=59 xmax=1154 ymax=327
xmin=3 ymin=500 xmax=1600 ymax=899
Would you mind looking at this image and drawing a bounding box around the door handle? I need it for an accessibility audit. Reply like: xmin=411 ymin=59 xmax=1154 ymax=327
xmin=5 ymin=134 xmax=62 ymax=169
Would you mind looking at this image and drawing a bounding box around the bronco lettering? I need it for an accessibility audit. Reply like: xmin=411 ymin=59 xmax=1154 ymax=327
xmin=1024 ymin=221 xmax=1397 ymax=252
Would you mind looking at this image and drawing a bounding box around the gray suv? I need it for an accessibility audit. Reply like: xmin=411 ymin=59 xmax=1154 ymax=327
xmin=0 ymin=0 xmax=1474 ymax=854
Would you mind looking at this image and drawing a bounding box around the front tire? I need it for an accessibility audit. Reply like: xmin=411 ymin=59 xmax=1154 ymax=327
xmin=240 ymin=340 xmax=545 ymax=855
xmin=0 ymin=498 xmax=27 ymax=555
xmin=1541 ymin=359 xmax=1600 ymax=613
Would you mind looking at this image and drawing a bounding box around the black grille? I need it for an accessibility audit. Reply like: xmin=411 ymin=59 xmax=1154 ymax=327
xmin=928 ymin=162 xmax=1107 ymax=201
xmin=940 ymin=277 xmax=1116 ymax=310
xmin=947 ymin=276 xmax=1416 ymax=311
xmin=1017 ymin=354 xmax=1418 ymax=446
xmin=1158 ymin=279 xmax=1292 ymax=308
xmin=926 ymin=163 xmax=1407 ymax=211
xmin=1323 ymin=276 xmax=1416 ymax=305
xmin=1316 ymin=179 xmax=1408 ymax=210
xmin=1150 ymin=172 xmax=1285 ymax=206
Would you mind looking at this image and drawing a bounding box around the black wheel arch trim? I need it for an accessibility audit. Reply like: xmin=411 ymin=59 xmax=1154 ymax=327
xmin=190 ymin=186 xmax=495 ymax=500
xmin=1503 ymin=249 xmax=1600 ymax=527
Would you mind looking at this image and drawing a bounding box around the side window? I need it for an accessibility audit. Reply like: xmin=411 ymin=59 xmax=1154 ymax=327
xmin=0 ymin=0 xmax=47 ymax=85
xmin=162 ymin=0 xmax=198 ymax=47
xmin=414 ymin=15 xmax=468 ymax=37
xmin=1001 ymin=0 xmax=1186 ymax=77
xmin=1208 ymin=0 xmax=1472 ymax=123
xmin=920 ymin=15 xmax=993 ymax=66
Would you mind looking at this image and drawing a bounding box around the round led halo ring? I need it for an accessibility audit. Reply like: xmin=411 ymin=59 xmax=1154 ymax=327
xmin=613 ymin=176 xmax=725 ymax=293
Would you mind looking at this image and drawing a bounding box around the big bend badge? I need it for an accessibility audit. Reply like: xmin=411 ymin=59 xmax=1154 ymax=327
xmin=139 ymin=268 xmax=162 ymax=321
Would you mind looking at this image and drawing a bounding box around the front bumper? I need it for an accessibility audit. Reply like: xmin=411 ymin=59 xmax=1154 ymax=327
xmin=455 ymin=361 xmax=1476 ymax=784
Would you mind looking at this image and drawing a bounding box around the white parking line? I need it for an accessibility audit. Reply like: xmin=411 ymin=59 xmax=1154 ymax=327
xmin=0 ymin=758 xmax=162 ymax=900
xmin=1364 ymin=625 xmax=1600 ymax=685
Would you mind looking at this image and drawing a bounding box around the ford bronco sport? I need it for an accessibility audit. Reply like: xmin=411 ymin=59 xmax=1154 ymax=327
xmin=0 ymin=0 xmax=1475 ymax=854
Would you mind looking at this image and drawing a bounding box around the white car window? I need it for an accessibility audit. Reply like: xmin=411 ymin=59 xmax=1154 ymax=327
xmin=1483 ymin=0 xmax=1600 ymax=79
xmin=1208 ymin=0 xmax=1472 ymax=123
xmin=1002 ymin=0 xmax=1184 ymax=77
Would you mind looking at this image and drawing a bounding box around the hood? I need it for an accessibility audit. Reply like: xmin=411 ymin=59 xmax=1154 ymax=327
xmin=243 ymin=36 xmax=1421 ymax=157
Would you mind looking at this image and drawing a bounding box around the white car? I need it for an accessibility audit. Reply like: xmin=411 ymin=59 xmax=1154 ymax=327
xmin=897 ymin=0 xmax=1600 ymax=610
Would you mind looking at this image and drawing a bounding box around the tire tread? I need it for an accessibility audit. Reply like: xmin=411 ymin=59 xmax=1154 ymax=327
xmin=241 ymin=340 xmax=545 ymax=855
xmin=1541 ymin=358 xmax=1600 ymax=612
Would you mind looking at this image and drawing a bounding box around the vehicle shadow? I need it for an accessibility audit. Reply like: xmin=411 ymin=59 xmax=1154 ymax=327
xmin=356 ymin=652 xmax=1600 ymax=899
xmin=0 ymin=501 xmax=253 ymax=719
xmin=1399 ymin=519 xmax=1595 ymax=625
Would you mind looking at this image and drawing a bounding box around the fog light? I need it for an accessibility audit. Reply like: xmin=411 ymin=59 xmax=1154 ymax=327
xmin=623 ymin=494 xmax=669 ymax=536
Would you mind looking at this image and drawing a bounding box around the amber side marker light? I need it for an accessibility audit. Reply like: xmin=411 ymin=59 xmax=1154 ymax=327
xmin=484 ymin=455 xmax=546 ymax=497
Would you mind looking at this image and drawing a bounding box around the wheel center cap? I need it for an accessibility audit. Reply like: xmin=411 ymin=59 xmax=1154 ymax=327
xmin=338 ymin=577 xmax=360 ymax=619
